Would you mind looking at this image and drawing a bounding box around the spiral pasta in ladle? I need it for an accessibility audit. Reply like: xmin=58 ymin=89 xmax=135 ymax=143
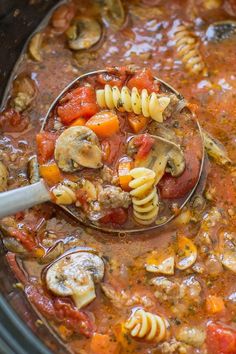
xmin=129 ymin=167 xmax=159 ymax=225
xmin=96 ymin=85 xmax=170 ymax=122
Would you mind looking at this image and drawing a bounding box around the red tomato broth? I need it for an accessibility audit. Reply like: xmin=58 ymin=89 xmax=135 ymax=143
xmin=1 ymin=0 xmax=236 ymax=353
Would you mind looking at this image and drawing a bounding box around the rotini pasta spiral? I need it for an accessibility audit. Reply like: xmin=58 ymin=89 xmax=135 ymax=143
xmin=174 ymin=24 xmax=207 ymax=75
xmin=96 ymin=85 xmax=171 ymax=123
xmin=52 ymin=181 xmax=77 ymax=205
xmin=125 ymin=309 xmax=169 ymax=342
xmin=129 ymin=167 xmax=159 ymax=225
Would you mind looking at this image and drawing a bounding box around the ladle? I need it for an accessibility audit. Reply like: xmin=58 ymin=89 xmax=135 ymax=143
xmin=0 ymin=69 xmax=204 ymax=233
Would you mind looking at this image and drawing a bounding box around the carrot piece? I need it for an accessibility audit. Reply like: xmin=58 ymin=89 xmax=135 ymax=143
xmin=206 ymin=295 xmax=225 ymax=314
xmin=90 ymin=333 xmax=120 ymax=354
xmin=118 ymin=160 xmax=133 ymax=191
xmin=69 ymin=117 xmax=86 ymax=126
xmin=86 ymin=111 xmax=119 ymax=138
xmin=39 ymin=163 xmax=62 ymax=186
xmin=128 ymin=113 xmax=149 ymax=133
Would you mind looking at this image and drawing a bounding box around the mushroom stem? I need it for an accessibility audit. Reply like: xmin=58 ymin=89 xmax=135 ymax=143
xmin=72 ymin=273 xmax=96 ymax=309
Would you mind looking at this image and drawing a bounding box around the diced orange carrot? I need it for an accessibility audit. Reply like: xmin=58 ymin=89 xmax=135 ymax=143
xmin=69 ymin=117 xmax=86 ymax=126
xmin=206 ymin=295 xmax=225 ymax=314
xmin=58 ymin=324 xmax=73 ymax=339
xmin=34 ymin=248 xmax=45 ymax=258
xmin=86 ymin=111 xmax=119 ymax=138
xmin=39 ymin=163 xmax=62 ymax=186
xmin=128 ymin=114 xmax=149 ymax=133
xmin=90 ymin=333 xmax=120 ymax=354
xmin=118 ymin=160 xmax=133 ymax=191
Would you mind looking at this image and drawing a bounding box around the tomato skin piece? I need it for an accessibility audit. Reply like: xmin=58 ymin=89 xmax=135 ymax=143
xmin=101 ymin=134 xmax=122 ymax=165
xmin=10 ymin=229 xmax=36 ymax=251
xmin=76 ymin=189 xmax=89 ymax=211
xmin=100 ymin=208 xmax=128 ymax=225
xmin=25 ymin=285 xmax=95 ymax=337
xmin=0 ymin=108 xmax=29 ymax=132
xmin=57 ymin=86 xmax=98 ymax=124
xmin=97 ymin=73 xmax=123 ymax=88
xmin=127 ymin=68 xmax=160 ymax=93
xmin=159 ymin=135 xmax=202 ymax=199
xmin=206 ymin=322 xmax=236 ymax=354
xmin=36 ymin=131 xmax=58 ymax=164
xmin=133 ymin=134 xmax=155 ymax=160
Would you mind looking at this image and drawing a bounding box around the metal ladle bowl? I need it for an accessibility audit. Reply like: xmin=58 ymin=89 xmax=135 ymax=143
xmin=0 ymin=69 xmax=204 ymax=233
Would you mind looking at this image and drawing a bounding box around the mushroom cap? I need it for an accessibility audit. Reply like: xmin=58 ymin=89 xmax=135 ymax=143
xmin=46 ymin=251 xmax=104 ymax=309
xmin=54 ymin=126 xmax=103 ymax=172
xmin=67 ymin=17 xmax=102 ymax=51
xmin=128 ymin=134 xmax=185 ymax=184
xmin=0 ymin=161 xmax=8 ymax=192
xmin=206 ymin=20 xmax=236 ymax=42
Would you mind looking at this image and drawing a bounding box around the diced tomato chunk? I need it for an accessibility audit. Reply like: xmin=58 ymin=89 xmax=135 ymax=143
xmin=100 ymin=208 xmax=128 ymax=225
xmin=133 ymin=134 xmax=155 ymax=160
xmin=57 ymin=86 xmax=98 ymax=125
xmin=51 ymin=3 xmax=75 ymax=32
xmin=206 ymin=322 xmax=236 ymax=354
xmin=159 ymin=135 xmax=202 ymax=199
xmin=36 ymin=131 xmax=58 ymax=164
xmin=9 ymin=229 xmax=36 ymax=251
xmin=97 ymin=73 xmax=123 ymax=88
xmin=0 ymin=108 xmax=29 ymax=132
xmin=127 ymin=68 xmax=159 ymax=93
xmin=101 ymin=134 xmax=122 ymax=165
xmin=25 ymin=285 xmax=95 ymax=337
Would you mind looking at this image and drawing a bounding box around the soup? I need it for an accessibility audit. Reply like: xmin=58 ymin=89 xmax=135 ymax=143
xmin=0 ymin=1 xmax=236 ymax=353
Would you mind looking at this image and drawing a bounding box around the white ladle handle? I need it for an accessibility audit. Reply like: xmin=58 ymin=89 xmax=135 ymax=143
xmin=0 ymin=180 xmax=51 ymax=219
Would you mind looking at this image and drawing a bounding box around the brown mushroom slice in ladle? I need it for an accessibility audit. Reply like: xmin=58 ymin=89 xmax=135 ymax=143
xmin=46 ymin=251 xmax=104 ymax=309
xmin=128 ymin=134 xmax=185 ymax=185
xmin=54 ymin=126 xmax=103 ymax=172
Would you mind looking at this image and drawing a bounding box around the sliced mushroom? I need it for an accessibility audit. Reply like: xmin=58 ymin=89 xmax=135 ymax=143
xmin=206 ymin=20 xmax=236 ymax=42
xmin=145 ymin=249 xmax=175 ymax=275
xmin=176 ymin=326 xmax=206 ymax=348
xmin=2 ymin=237 xmax=26 ymax=254
xmin=54 ymin=126 xmax=103 ymax=172
xmin=217 ymin=231 xmax=236 ymax=273
xmin=203 ymin=130 xmax=231 ymax=165
xmin=148 ymin=122 xmax=179 ymax=143
xmin=128 ymin=134 xmax=185 ymax=184
xmin=220 ymin=251 xmax=236 ymax=273
xmin=46 ymin=251 xmax=104 ymax=309
xmin=27 ymin=156 xmax=40 ymax=184
xmin=175 ymin=235 xmax=197 ymax=270
xmin=28 ymin=32 xmax=43 ymax=62
xmin=0 ymin=161 xmax=8 ymax=192
xmin=66 ymin=17 xmax=102 ymax=51
xmin=39 ymin=241 xmax=65 ymax=265
xmin=102 ymin=0 xmax=125 ymax=29
xmin=11 ymin=75 xmax=36 ymax=112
